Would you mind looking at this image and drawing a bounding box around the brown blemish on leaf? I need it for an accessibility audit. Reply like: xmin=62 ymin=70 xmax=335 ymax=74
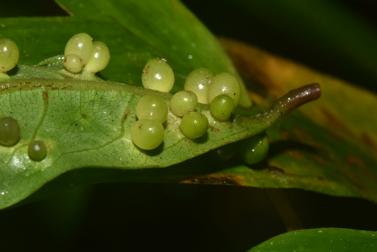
xmin=122 ymin=109 xmax=130 ymax=122
xmin=280 ymin=131 xmax=290 ymax=140
xmin=291 ymin=128 xmax=318 ymax=146
xmin=320 ymin=107 xmax=354 ymax=137
xmin=265 ymin=165 xmax=285 ymax=174
xmin=344 ymin=155 xmax=377 ymax=192
xmin=181 ymin=174 xmax=244 ymax=186
xmin=361 ymin=132 xmax=377 ymax=152
xmin=346 ymin=155 xmax=366 ymax=168
xmin=287 ymin=150 xmax=303 ymax=159
xmin=312 ymin=154 xmax=327 ymax=166
xmin=209 ymin=125 xmax=221 ymax=133
xmin=42 ymin=90 xmax=48 ymax=103
xmin=292 ymin=128 xmax=310 ymax=140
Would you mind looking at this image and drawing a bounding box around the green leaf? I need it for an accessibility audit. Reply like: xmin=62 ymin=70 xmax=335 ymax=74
xmin=249 ymin=228 xmax=377 ymax=252
xmin=0 ymin=0 xmax=259 ymax=208
xmin=210 ymin=39 xmax=377 ymax=202
xmin=0 ymin=77 xmax=318 ymax=209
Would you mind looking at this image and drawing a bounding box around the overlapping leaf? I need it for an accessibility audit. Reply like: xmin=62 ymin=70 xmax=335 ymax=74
xmin=249 ymin=228 xmax=377 ymax=252
xmin=213 ymin=39 xmax=377 ymax=202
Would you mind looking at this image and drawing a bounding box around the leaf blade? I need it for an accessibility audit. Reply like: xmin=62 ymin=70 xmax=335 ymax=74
xmin=0 ymin=78 xmax=307 ymax=209
xmin=249 ymin=228 xmax=377 ymax=252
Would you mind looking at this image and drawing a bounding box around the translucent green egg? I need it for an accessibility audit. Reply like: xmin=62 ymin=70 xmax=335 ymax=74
xmin=209 ymin=94 xmax=235 ymax=121
xmin=136 ymin=95 xmax=168 ymax=123
xmin=215 ymin=143 xmax=237 ymax=161
xmin=64 ymin=33 xmax=93 ymax=65
xmin=179 ymin=111 xmax=208 ymax=139
xmin=28 ymin=140 xmax=47 ymax=161
xmin=184 ymin=68 xmax=213 ymax=104
xmin=142 ymin=58 xmax=175 ymax=92
xmin=170 ymin=90 xmax=197 ymax=117
xmin=240 ymin=134 xmax=269 ymax=165
xmin=84 ymin=41 xmax=110 ymax=73
xmin=131 ymin=119 xmax=164 ymax=150
xmin=208 ymin=72 xmax=240 ymax=104
xmin=0 ymin=117 xmax=20 ymax=147
xmin=0 ymin=38 xmax=19 ymax=73
xmin=64 ymin=54 xmax=84 ymax=73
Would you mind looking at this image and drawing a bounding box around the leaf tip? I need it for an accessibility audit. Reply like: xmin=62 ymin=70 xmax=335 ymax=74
xmin=274 ymin=83 xmax=321 ymax=113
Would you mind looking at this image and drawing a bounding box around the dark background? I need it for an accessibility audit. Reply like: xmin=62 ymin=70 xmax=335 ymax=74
xmin=1 ymin=1 xmax=377 ymax=251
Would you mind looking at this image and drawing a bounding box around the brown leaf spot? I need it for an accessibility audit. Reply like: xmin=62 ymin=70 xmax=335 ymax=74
xmin=361 ymin=132 xmax=377 ymax=152
xmin=280 ymin=131 xmax=290 ymax=140
xmin=180 ymin=174 xmax=244 ymax=186
xmin=287 ymin=150 xmax=303 ymax=159
xmin=122 ymin=109 xmax=130 ymax=122
xmin=208 ymin=125 xmax=221 ymax=133
xmin=265 ymin=165 xmax=285 ymax=174
xmin=312 ymin=155 xmax=327 ymax=165
xmin=42 ymin=90 xmax=49 ymax=102
xmin=346 ymin=155 xmax=366 ymax=168
xmin=320 ymin=107 xmax=353 ymax=137
xmin=292 ymin=128 xmax=316 ymax=144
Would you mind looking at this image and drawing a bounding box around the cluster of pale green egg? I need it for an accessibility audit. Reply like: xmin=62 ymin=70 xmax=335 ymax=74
xmin=132 ymin=57 xmax=242 ymax=151
xmin=63 ymin=33 xmax=110 ymax=77
xmin=0 ymin=34 xmax=268 ymax=164
xmin=0 ymin=39 xmax=48 ymax=161
xmin=0 ymin=34 xmax=111 ymax=162
xmin=0 ymin=117 xmax=47 ymax=161
xmin=0 ymin=33 xmax=111 ymax=79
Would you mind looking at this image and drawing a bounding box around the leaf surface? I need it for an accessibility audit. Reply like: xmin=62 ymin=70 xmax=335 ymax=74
xmin=249 ymin=228 xmax=377 ymax=252
xmin=0 ymin=77 xmax=315 ymax=209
